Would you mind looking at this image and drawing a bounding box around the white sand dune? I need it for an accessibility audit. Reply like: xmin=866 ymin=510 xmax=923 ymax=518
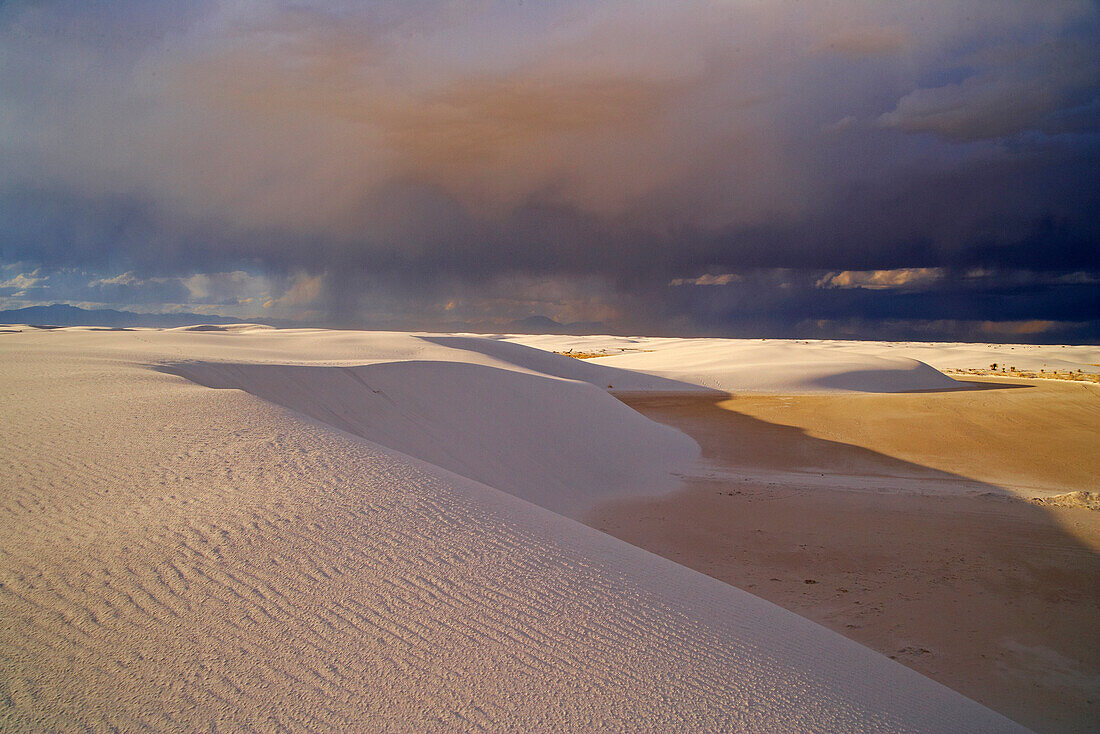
xmin=158 ymin=358 xmax=697 ymax=515
xmin=503 ymin=334 xmax=1100 ymax=392
xmin=1 ymin=327 xmax=1028 ymax=731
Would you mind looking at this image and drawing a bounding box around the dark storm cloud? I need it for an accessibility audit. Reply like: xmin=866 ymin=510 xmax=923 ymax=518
xmin=0 ymin=0 xmax=1097 ymax=339
xmin=672 ymin=137 xmax=1100 ymax=276
xmin=665 ymin=268 xmax=1100 ymax=343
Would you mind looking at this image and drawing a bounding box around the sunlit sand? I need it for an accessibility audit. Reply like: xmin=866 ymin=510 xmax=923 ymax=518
xmin=4 ymin=325 xmax=1096 ymax=731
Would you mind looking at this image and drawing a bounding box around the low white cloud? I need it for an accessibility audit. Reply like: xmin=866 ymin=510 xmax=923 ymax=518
xmin=88 ymin=271 xmax=140 ymax=287
xmin=816 ymin=268 xmax=945 ymax=290
xmin=87 ymin=270 xmax=196 ymax=304
xmin=262 ymin=273 xmax=323 ymax=309
xmin=0 ymin=269 xmax=46 ymax=296
xmin=670 ymin=273 xmax=743 ymax=286
xmin=183 ymin=271 xmax=273 ymax=305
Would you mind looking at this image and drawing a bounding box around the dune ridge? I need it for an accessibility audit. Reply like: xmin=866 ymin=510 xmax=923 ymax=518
xmin=503 ymin=334 xmax=1100 ymax=393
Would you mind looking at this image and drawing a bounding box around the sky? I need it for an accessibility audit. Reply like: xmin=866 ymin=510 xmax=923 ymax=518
xmin=1 ymin=0 xmax=1098 ymax=341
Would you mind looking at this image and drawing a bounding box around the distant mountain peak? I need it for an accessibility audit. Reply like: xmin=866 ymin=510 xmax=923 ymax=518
xmin=505 ymin=315 xmax=607 ymax=335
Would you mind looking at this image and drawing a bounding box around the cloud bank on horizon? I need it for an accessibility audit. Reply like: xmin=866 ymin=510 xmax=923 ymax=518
xmin=1 ymin=0 xmax=1097 ymax=340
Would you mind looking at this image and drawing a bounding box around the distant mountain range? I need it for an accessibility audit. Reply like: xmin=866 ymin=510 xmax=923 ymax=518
xmin=0 ymin=304 xmax=253 ymax=328
xmin=0 ymin=304 xmax=610 ymax=335
xmin=502 ymin=315 xmax=607 ymax=334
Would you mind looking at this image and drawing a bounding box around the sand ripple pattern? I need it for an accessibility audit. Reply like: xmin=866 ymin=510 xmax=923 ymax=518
xmin=0 ymin=334 xmax=1026 ymax=731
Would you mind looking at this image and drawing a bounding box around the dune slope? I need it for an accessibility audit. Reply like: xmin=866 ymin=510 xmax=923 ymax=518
xmin=157 ymin=359 xmax=698 ymax=515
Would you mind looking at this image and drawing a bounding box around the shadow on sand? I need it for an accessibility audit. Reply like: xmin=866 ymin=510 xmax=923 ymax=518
xmin=600 ymin=392 xmax=1098 ymax=734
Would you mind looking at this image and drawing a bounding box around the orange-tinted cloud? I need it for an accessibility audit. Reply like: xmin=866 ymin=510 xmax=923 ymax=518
xmin=980 ymin=320 xmax=1060 ymax=336
xmin=817 ymin=268 xmax=945 ymax=290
